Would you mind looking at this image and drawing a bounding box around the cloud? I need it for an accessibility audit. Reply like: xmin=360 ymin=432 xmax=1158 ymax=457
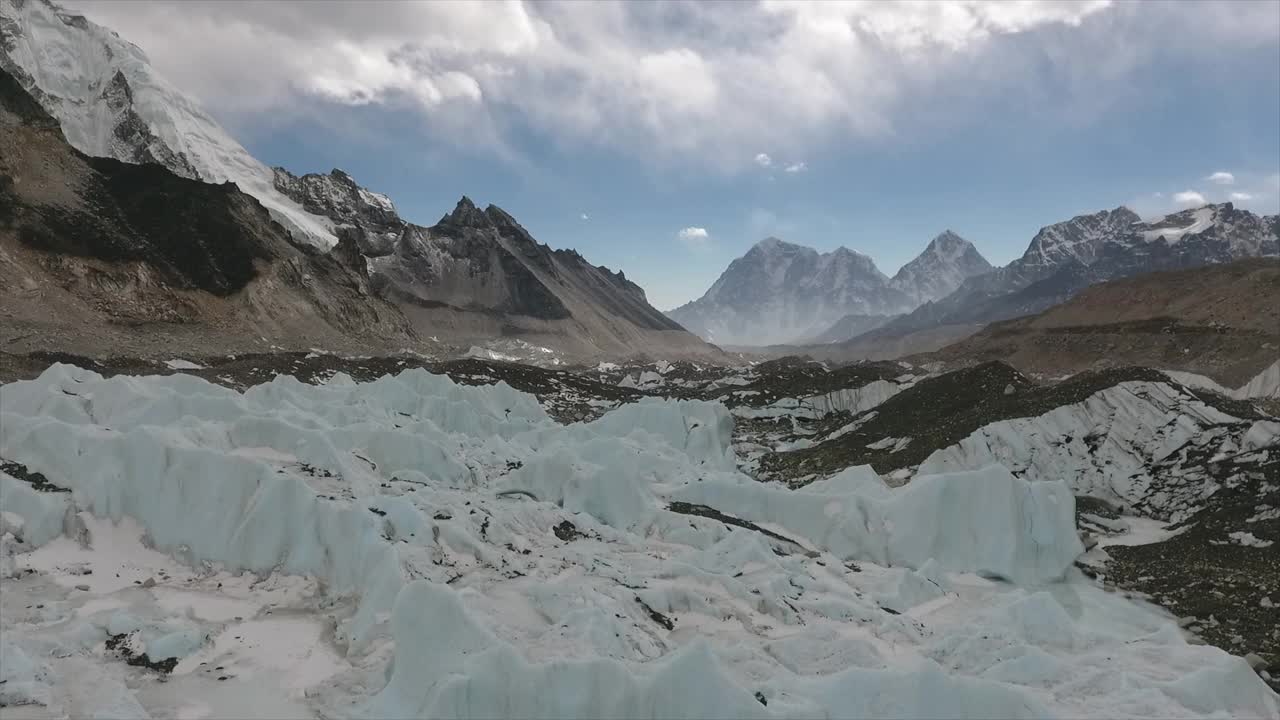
xmin=677 ymin=226 xmax=710 ymax=243
xmin=1173 ymin=190 xmax=1206 ymax=205
xmin=754 ymin=153 xmax=773 ymax=168
xmin=1206 ymin=171 xmax=1235 ymax=185
xmin=784 ymin=161 xmax=807 ymax=173
xmin=61 ymin=0 xmax=1278 ymax=170
xmin=1229 ymin=192 xmax=1253 ymax=201
xmin=580 ymin=213 xmax=590 ymax=220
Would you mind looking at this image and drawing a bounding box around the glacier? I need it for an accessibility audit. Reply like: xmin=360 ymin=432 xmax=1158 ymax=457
xmin=916 ymin=380 xmax=1280 ymax=521
xmin=1 ymin=364 xmax=1276 ymax=718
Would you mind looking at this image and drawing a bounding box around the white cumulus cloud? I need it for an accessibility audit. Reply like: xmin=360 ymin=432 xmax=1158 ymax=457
xmin=1173 ymin=190 xmax=1206 ymax=205
xmin=1206 ymin=171 xmax=1235 ymax=185
xmin=61 ymin=0 xmax=1279 ymax=170
xmin=580 ymin=213 xmax=590 ymax=220
xmin=677 ymin=226 xmax=710 ymax=243
xmin=1229 ymin=192 xmax=1253 ymax=201
xmin=784 ymin=161 xmax=807 ymax=173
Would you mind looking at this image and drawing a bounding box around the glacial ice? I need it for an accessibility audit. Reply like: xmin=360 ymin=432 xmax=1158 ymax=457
xmin=916 ymin=380 xmax=1278 ymax=520
xmin=1 ymin=364 xmax=1276 ymax=719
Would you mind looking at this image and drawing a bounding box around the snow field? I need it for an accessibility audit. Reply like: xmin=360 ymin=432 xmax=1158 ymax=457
xmin=1 ymin=364 xmax=1276 ymax=718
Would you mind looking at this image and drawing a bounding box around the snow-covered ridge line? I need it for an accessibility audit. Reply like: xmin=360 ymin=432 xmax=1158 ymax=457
xmin=0 ymin=0 xmax=338 ymax=248
xmin=3 ymin=365 xmax=1275 ymax=718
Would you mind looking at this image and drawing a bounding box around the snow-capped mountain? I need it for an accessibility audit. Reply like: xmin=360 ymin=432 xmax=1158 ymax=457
xmin=888 ymin=230 xmax=993 ymax=307
xmin=272 ymin=167 xmax=402 ymax=241
xmin=0 ymin=0 xmax=719 ymax=361
xmin=1017 ymin=206 xmax=1143 ymax=278
xmin=932 ymin=258 xmax=1280 ymax=387
xmin=271 ymin=168 xmax=719 ymax=358
xmin=667 ymin=238 xmax=913 ymax=346
xmin=873 ymin=204 xmax=1280 ymax=340
xmin=0 ymin=65 xmax=417 ymax=355
xmin=371 ymin=195 xmax=696 ymax=340
xmin=669 ymin=232 xmax=992 ymax=347
xmin=0 ymin=0 xmax=336 ymax=248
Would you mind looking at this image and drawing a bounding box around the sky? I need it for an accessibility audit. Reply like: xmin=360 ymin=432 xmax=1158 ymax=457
xmin=67 ymin=0 xmax=1280 ymax=311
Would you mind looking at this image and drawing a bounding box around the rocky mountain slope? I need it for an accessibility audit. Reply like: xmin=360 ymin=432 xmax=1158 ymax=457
xmin=2 ymin=0 xmax=718 ymax=362
xmin=668 ymin=233 xmax=991 ymax=347
xmin=0 ymin=66 xmax=417 ymax=358
xmin=666 ymin=238 xmax=907 ymax=346
xmin=865 ymin=205 xmax=1280 ymax=347
xmin=887 ymin=230 xmax=993 ymax=308
xmin=269 ymin=166 xmax=719 ymax=360
xmin=920 ymin=258 xmax=1280 ymax=386
xmin=0 ymin=0 xmax=337 ymax=248
xmin=787 ymin=232 xmax=990 ymax=346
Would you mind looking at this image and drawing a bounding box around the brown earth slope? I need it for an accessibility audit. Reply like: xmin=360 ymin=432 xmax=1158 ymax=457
xmin=916 ymin=259 xmax=1280 ymax=386
xmin=0 ymin=67 xmax=419 ymax=359
xmin=0 ymin=66 xmax=722 ymax=363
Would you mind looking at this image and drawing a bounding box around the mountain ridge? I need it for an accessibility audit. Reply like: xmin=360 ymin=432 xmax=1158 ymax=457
xmin=913 ymin=257 xmax=1280 ymax=386
xmin=667 ymin=231 xmax=991 ymax=346
xmin=861 ymin=203 xmax=1280 ymax=346
xmin=1 ymin=0 xmax=718 ymax=361
xmin=0 ymin=0 xmax=338 ymax=248
xmin=271 ymin=164 xmax=706 ymax=356
xmin=0 ymin=64 xmax=420 ymax=356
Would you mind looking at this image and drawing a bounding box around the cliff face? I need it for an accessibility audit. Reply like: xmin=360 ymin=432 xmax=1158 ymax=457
xmin=0 ymin=66 xmax=418 ymax=356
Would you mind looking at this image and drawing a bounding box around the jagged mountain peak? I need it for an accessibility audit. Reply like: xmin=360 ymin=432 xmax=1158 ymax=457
xmin=828 ymin=245 xmax=872 ymax=259
xmin=432 ymin=197 xmax=533 ymax=238
xmin=437 ymin=195 xmax=488 ymax=228
xmin=748 ymin=236 xmax=809 ymax=256
xmin=667 ymin=236 xmax=909 ymax=346
xmin=271 ymin=165 xmax=400 ymax=242
xmin=1019 ymin=205 xmax=1143 ymax=270
xmin=870 ymin=201 xmax=1278 ymax=343
xmin=748 ymin=237 xmax=872 ymax=264
xmin=1146 ymin=202 xmax=1237 ymax=228
xmin=484 ymin=203 xmax=528 ymax=233
xmin=889 ymin=229 xmax=992 ymax=308
xmin=1 ymin=0 xmax=724 ymax=362
xmin=926 ymin=229 xmax=968 ymax=249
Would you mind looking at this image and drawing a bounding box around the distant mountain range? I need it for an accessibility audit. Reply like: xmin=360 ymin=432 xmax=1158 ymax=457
xmin=917 ymin=257 xmax=1280 ymax=387
xmin=0 ymin=0 xmax=719 ymax=361
xmin=667 ymin=231 xmax=991 ymax=346
xmin=867 ymin=204 xmax=1279 ymax=344
xmin=671 ymin=202 xmax=1278 ymax=349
